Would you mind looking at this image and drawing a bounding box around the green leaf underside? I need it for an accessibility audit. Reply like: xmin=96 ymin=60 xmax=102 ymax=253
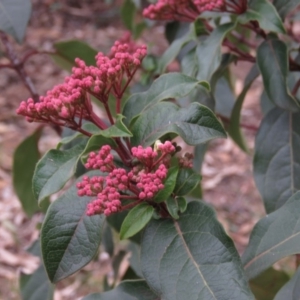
xmin=238 ymin=0 xmax=286 ymax=33
xmin=20 ymin=265 xmax=54 ymax=300
xmin=41 ymin=172 xmax=104 ymax=283
xmin=242 ymin=191 xmax=300 ymax=279
xmin=141 ymin=201 xmax=254 ymax=300
xmin=196 ymin=22 xmax=236 ymax=82
xmin=0 ymin=0 xmax=31 ymax=42
xmin=253 ymin=107 xmax=300 ymax=213
xmin=82 ymin=280 xmax=158 ymax=300
xmin=13 ymin=128 xmax=41 ymax=217
xmin=249 ymin=268 xmax=290 ymax=300
xmin=257 ymin=39 xmax=299 ymax=112
xmin=52 ymin=40 xmax=98 ymax=71
xmin=273 ymin=0 xmax=300 ymax=20
xmin=228 ymin=64 xmax=260 ymax=153
xmin=33 ymin=143 xmax=85 ymax=204
xmin=274 ymin=267 xmax=300 ymax=300
xmin=123 ymin=72 xmax=209 ymax=126
xmin=120 ymin=203 xmax=154 ymax=240
xmin=174 ymin=168 xmax=202 ymax=196
xmin=131 ymin=102 xmax=226 ymax=147
xmin=154 ymin=167 xmax=179 ymax=203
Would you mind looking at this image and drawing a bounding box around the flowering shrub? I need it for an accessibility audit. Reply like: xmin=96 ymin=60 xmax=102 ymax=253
xmin=2 ymin=0 xmax=300 ymax=299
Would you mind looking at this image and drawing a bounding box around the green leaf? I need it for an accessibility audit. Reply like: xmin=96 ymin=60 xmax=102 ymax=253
xmin=123 ymin=72 xmax=209 ymax=126
xmin=260 ymin=89 xmax=275 ymax=116
xmin=121 ymin=0 xmax=136 ymax=31
xmin=120 ymin=203 xmax=154 ymax=240
xmin=82 ymin=280 xmax=158 ymax=300
xmin=166 ymin=197 xmax=179 ymax=219
xmin=174 ymin=168 xmax=202 ymax=196
xmin=176 ymin=196 xmax=187 ymax=213
xmin=141 ymin=201 xmax=254 ymax=300
xmin=242 ymin=191 xmax=300 ymax=279
xmin=274 ymin=267 xmax=300 ymax=300
xmin=101 ymin=115 xmax=132 ymax=138
xmin=52 ymin=40 xmax=98 ymax=71
xmin=238 ymin=0 xmax=286 ymax=33
xmin=154 ymin=166 xmax=179 ymax=203
xmin=131 ymin=102 xmax=226 ymax=147
xmin=33 ymin=143 xmax=85 ymax=205
xmin=0 ymin=0 xmax=31 ymax=43
xmin=20 ymin=265 xmax=54 ymax=300
xmin=253 ymin=107 xmax=300 ymax=213
xmin=249 ymin=268 xmax=290 ymax=300
xmin=102 ymin=221 xmax=114 ymax=257
xmin=227 ymin=64 xmax=260 ymax=153
xmin=257 ymin=39 xmax=299 ymax=112
xmin=157 ymin=24 xmax=196 ymax=74
xmin=41 ymin=173 xmax=105 ymax=283
xmin=273 ymin=0 xmax=300 ymax=20
xmin=196 ymin=22 xmax=236 ymax=82
xmin=13 ymin=128 xmax=41 ymax=217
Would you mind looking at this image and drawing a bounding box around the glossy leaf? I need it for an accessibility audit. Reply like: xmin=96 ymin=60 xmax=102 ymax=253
xmin=249 ymin=268 xmax=290 ymax=300
xmin=33 ymin=143 xmax=85 ymax=205
xmin=253 ymin=107 xmax=300 ymax=213
xmin=0 ymin=0 xmax=31 ymax=43
xmin=41 ymin=173 xmax=104 ymax=283
xmin=273 ymin=0 xmax=300 ymax=19
xmin=131 ymin=102 xmax=226 ymax=147
xmin=120 ymin=203 xmax=154 ymax=240
xmin=176 ymin=196 xmax=187 ymax=213
xmin=154 ymin=167 xmax=179 ymax=203
xmin=82 ymin=280 xmax=158 ymax=300
xmin=141 ymin=201 xmax=254 ymax=300
xmin=274 ymin=267 xmax=300 ymax=300
xmin=101 ymin=115 xmax=132 ymax=138
xmin=174 ymin=168 xmax=202 ymax=196
xmin=196 ymin=22 xmax=236 ymax=82
xmin=242 ymin=191 xmax=300 ymax=279
xmin=52 ymin=40 xmax=97 ymax=71
xmin=166 ymin=197 xmax=179 ymax=219
xmin=123 ymin=72 xmax=209 ymax=126
xmin=157 ymin=24 xmax=196 ymax=74
xmin=228 ymin=64 xmax=259 ymax=153
xmin=13 ymin=128 xmax=41 ymax=216
xmin=238 ymin=0 xmax=285 ymax=33
xmin=257 ymin=39 xmax=299 ymax=112
xmin=20 ymin=265 xmax=54 ymax=300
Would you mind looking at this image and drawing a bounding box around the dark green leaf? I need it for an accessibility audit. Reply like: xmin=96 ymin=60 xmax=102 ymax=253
xmin=131 ymin=102 xmax=226 ymax=147
xmin=257 ymin=39 xmax=299 ymax=112
xmin=0 ymin=0 xmax=31 ymax=43
xmin=41 ymin=173 xmax=105 ymax=283
xmin=102 ymin=221 xmax=114 ymax=257
xmin=274 ymin=267 xmax=300 ymax=300
xmin=242 ymin=191 xmax=300 ymax=279
xmin=121 ymin=0 xmax=136 ymax=31
xmin=174 ymin=168 xmax=202 ymax=196
xmin=176 ymin=196 xmax=187 ymax=213
xmin=120 ymin=203 xmax=154 ymax=240
xmin=101 ymin=115 xmax=132 ymax=138
xmin=128 ymin=242 xmax=143 ymax=278
xmin=82 ymin=280 xmax=158 ymax=300
xmin=260 ymin=89 xmax=275 ymax=115
xmin=141 ymin=201 xmax=254 ymax=300
xmin=13 ymin=128 xmax=41 ymax=216
xmin=253 ymin=107 xmax=300 ymax=213
xmin=196 ymin=22 xmax=236 ymax=82
xmin=228 ymin=64 xmax=260 ymax=153
xmin=33 ymin=143 xmax=85 ymax=205
xmin=238 ymin=0 xmax=285 ymax=33
xmin=157 ymin=24 xmax=196 ymax=74
xmin=52 ymin=40 xmax=98 ymax=71
xmin=166 ymin=197 xmax=179 ymax=219
xmin=273 ymin=0 xmax=300 ymax=20
xmin=154 ymin=166 xmax=179 ymax=203
xmin=26 ymin=239 xmax=41 ymax=257
xmin=20 ymin=265 xmax=54 ymax=300
xmin=123 ymin=73 xmax=209 ymax=126
xmin=249 ymin=268 xmax=290 ymax=300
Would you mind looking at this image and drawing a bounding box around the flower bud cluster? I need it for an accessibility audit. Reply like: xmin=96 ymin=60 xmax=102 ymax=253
xmin=179 ymin=152 xmax=194 ymax=168
xmin=77 ymin=142 xmax=175 ymax=216
xmin=16 ymin=37 xmax=147 ymax=128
